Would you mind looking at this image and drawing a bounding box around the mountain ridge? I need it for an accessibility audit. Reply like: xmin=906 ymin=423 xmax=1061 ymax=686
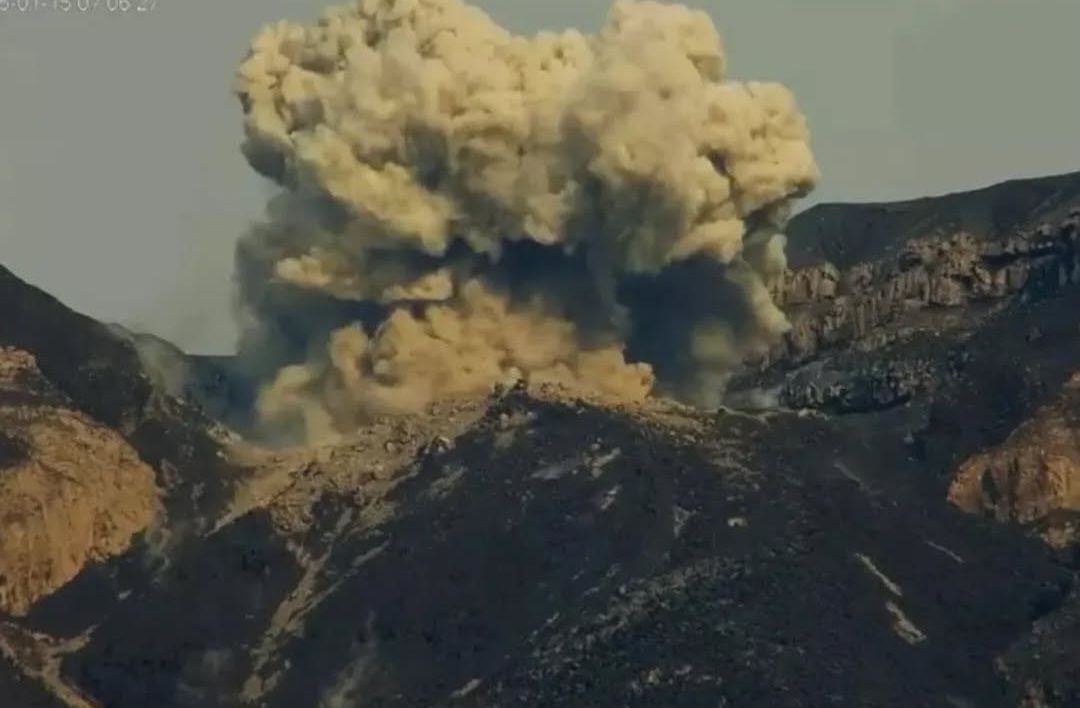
xmin=1 ymin=169 xmax=1079 ymax=706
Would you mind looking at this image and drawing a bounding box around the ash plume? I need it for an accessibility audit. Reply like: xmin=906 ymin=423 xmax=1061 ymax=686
xmin=232 ymin=0 xmax=818 ymax=442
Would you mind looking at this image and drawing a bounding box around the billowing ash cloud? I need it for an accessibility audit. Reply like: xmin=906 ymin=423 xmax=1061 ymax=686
xmin=233 ymin=0 xmax=818 ymax=442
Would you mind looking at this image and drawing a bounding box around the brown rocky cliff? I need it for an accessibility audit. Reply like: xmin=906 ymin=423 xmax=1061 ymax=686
xmin=769 ymin=210 xmax=1079 ymax=368
xmin=949 ymin=372 xmax=1080 ymax=532
xmin=0 ymin=347 xmax=158 ymax=616
xmin=0 ymin=263 xmax=246 ymax=531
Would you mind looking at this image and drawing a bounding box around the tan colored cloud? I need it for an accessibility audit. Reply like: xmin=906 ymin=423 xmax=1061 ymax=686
xmin=233 ymin=0 xmax=818 ymax=441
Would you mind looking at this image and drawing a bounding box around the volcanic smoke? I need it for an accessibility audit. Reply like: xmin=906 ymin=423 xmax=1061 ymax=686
xmin=232 ymin=0 xmax=818 ymax=442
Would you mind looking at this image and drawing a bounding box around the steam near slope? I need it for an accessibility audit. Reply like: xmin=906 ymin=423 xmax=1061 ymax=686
xmin=233 ymin=0 xmax=817 ymax=442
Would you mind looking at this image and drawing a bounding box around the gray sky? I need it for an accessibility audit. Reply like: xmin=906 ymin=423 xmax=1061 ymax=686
xmin=1 ymin=0 xmax=1078 ymax=353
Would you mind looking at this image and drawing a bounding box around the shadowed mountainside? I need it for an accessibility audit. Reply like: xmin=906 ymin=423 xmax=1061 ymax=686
xmin=1 ymin=170 xmax=1080 ymax=706
xmin=786 ymin=170 xmax=1080 ymax=270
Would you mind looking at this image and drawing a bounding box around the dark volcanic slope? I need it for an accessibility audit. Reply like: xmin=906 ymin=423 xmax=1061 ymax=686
xmin=0 ymin=655 xmax=65 ymax=708
xmin=786 ymin=170 xmax=1080 ymax=269
xmin=53 ymin=393 xmax=1073 ymax=708
xmin=1 ymin=170 xmax=1080 ymax=707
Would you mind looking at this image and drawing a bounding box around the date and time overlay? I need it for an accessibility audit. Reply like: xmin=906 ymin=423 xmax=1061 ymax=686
xmin=1 ymin=0 xmax=157 ymax=13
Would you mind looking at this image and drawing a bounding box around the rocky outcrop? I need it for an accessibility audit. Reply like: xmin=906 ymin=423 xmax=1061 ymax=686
xmin=0 ymin=264 xmax=246 ymax=530
xmin=949 ymin=372 xmax=1080 ymax=531
xmin=0 ymin=347 xmax=158 ymax=616
xmin=776 ymin=356 xmax=934 ymax=414
xmin=769 ymin=211 xmax=1079 ymax=368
